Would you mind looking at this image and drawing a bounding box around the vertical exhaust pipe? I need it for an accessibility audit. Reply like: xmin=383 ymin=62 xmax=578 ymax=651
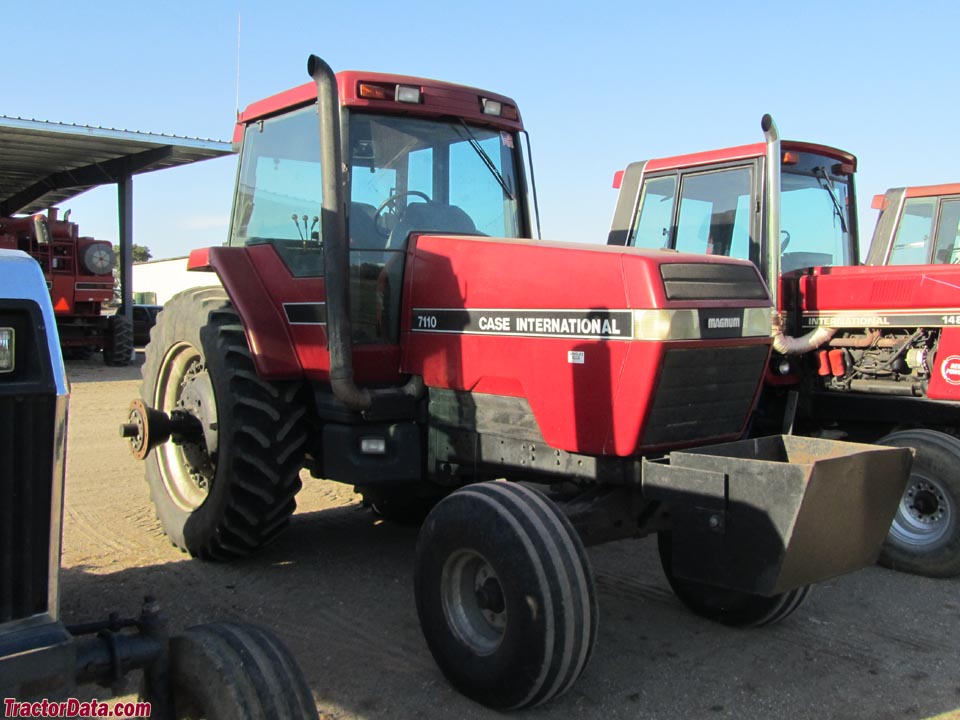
xmin=763 ymin=114 xmax=835 ymax=356
xmin=308 ymin=54 xmax=371 ymax=411
xmin=306 ymin=55 xmax=423 ymax=415
xmin=761 ymin=114 xmax=781 ymax=313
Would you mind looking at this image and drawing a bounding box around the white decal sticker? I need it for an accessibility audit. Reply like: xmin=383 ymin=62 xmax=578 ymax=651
xmin=568 ymin=351 xmax=585 ymax=364
xmin=941 ymin=355 xmax=960 ymax=385
xmin=501 ymin=131 xmax=514 ymax=149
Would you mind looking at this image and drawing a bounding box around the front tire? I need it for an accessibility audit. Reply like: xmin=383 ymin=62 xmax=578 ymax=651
xmin=657 ymin=532 xmax=810 ymax=627
xmin=167 ymin=622 xmax=318 ymax=720
xmin=414 ymin=482 xmax=597 ymax=710
xmin=877 ymin=429 xmax=960 ymax=577
xmin=141 ymin=287 xmax=308 ymax=560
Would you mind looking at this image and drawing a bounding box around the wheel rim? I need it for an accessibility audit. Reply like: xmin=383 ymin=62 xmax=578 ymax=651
xmin=154 ymin=341 xmax=218 ymax=513
xmin=441 ymin=549 xmax=507 ymax=656
xmin=889 ymin=470 xmax=954 ymax=548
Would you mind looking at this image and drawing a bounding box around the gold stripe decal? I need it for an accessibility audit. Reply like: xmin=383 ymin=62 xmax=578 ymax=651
xmin=801 ymin=310 xmax=960 ymax=328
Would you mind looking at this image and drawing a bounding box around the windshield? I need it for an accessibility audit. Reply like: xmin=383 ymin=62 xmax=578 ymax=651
xmin=780 ymin=158 xmax=854 ymax=271
xmin=230 ymin=105 xmax=523 ymax=257
xmin=627 ymin=153 xmax=856 ymax=274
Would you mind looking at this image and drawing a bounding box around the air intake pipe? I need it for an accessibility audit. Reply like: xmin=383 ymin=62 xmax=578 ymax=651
xmin=307 ymin=55 xmax=423 ymax=414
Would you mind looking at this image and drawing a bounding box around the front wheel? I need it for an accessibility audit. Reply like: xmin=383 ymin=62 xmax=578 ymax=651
xmin=415 ymin=482 xmax=597 ymax=710
xmin=166 ymin=622 xmax=318 ymax=719
xmin=140 ymin=287 xmax=308 ymax=560
xmin=877 ymin=429 xmax=960 ymax=577
xmin=658 ymin=532 xmax=810 ymax=627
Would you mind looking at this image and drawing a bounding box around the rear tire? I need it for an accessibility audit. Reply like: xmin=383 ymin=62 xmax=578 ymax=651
xmin=103 ymin=314 xmax=133 ymax=366
xmin=657 ymin=532 xmax=810 ymax=627
xmin=415 ymin=481 xmax=597 ymax=710
xmin=877 ymin=429 xmax=960 ymax=578
xmin=141 ymin=287 xmax=308 ymax=560
xmin=167 ymin=621 xmax=318 ymax=720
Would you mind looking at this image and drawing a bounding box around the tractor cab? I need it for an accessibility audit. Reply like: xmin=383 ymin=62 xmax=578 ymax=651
xmin=610 ymin=138 xmax=859 ymax=285
xmin=221 ymin=73 xmax=534 ymax=354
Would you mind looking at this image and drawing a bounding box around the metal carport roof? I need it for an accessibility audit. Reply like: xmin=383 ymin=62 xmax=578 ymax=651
xmin=0 ymin=115 xmax=233 ymax=216
xmin=0 ymin=115 xmax=234 ymax=324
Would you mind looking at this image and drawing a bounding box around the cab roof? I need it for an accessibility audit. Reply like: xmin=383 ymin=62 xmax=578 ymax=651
xmin=613 ymin=140 xmax=857 ymax=188
xmin=234 ymin=70 xmax=523 ymax=143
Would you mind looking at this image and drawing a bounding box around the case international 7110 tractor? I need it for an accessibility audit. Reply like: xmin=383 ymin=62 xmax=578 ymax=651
xmin=123 ymin=58 xmax=911 ymax=710
xmin=609 ymin=116 xmax=960 ymax=578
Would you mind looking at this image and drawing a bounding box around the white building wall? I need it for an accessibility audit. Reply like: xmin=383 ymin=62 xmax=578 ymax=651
xmin=132 ymin=257 xmax=221 ymax=305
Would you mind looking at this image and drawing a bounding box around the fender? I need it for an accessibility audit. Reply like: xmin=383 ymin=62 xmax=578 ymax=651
xmin=188 ymin=246 xmax=303 ymax=378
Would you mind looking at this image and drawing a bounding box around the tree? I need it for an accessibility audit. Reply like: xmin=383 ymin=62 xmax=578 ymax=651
xmin=113 ymin=244 xmax=153 ymax=266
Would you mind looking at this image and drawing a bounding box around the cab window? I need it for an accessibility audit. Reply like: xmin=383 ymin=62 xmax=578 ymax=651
xmin=889 ymin=197 xmax=936 ymax=265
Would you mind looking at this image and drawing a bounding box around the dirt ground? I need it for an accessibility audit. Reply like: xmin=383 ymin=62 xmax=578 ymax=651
xmin=60 ymin=353 xmax=960 ymax=720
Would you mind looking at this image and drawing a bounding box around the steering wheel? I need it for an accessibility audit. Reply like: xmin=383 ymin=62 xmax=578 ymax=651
xmin=780 ymin=229 xmax=791 ymax=253
xmin=374 ymin=191 xmax=432 ymax=237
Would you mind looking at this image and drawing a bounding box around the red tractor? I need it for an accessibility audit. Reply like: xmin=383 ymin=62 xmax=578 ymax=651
xmin=123 ymin=59 xmax=910 ymax=709
xmin=865 ymin=183 xmax=960 ymax=265
xmin=0 ymin=209 xmax=132 ymax=364
xmin=609 ymin=116 xmax=960 ymax=578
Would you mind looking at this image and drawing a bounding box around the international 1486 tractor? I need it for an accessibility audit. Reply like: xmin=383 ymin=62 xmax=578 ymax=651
xmin=0 ymin=209 xmax=133 ymax=365
xmin=609 ymin=116 xmax=960 ymax=578
xmin=123 ymin=58 xmax=911 ymax=710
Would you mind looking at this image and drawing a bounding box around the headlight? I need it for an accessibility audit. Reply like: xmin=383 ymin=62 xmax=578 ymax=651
xmin=743 ymin=307 xmax=774 ymax=337
xmin=0 ymin=327 xmax=13 ymax=373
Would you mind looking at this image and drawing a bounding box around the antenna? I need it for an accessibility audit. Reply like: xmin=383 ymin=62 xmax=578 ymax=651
xmin=235 ymin=12 xmax=241 ymax=120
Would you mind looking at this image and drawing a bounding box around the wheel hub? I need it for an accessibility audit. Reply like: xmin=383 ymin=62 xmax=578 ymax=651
xmin=890 ymin=473 xmax=953 ymax=548
xmin=475 ymin=577 xmax=505 ymax=614
xmin=154 ymin=342 xmax=219 ymax=513
xmin=908 ymin=485 xmax=944 ymax=521
xmin=441 ymin=550 xmax=507 ymax=655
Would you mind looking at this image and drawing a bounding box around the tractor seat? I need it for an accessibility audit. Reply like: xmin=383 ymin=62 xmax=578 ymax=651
xmin=387 ymin=203 xmax=478 ymax=249
xmin=349 ymin=202 xmax=381 ymax=249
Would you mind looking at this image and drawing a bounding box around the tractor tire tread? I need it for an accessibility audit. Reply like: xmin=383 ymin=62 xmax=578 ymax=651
xmin=141 ymin=287 xmax=307 ymax=560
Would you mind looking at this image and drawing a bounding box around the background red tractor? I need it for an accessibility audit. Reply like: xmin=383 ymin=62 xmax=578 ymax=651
xmin=0 ymin=208 xmax=132 ymax=364
xmin=609 ymin=116 xmax=960 ymax=577
xmin=865 ymin=183 xmax=960 ymax=265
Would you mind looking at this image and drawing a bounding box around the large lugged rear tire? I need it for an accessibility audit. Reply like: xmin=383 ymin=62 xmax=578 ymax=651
xmin=168 ymin=621 xmax=318 ymax=720
xmin=657 ymin=532 xmax=811 ymax=628
xmin=414 ymin=481 xmax=598 ymax=710
xmin=103 ymin=313 xmax=133 ymax=366
xmin=877 ymin=429 xmax=960 ymax=578
xmin=141 ymin=287 xmax=308 ymax=560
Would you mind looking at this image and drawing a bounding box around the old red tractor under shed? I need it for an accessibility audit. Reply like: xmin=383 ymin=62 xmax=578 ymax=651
xmin=0 ymin=209 xmax=131 ymax=364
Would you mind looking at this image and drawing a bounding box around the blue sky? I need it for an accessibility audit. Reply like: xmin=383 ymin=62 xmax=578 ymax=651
xmin=5 ymin=0 xmax=957 ymax=260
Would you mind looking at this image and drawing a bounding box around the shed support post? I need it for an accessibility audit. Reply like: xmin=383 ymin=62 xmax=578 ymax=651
xmin=118 ymin=173 xmax=133 ymax=320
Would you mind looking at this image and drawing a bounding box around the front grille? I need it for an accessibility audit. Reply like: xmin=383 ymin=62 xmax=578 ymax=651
xmin=0 ymin=394 xmax=55 ymax=623
xmin=661 ymin=263 xmax=768 ymax=301
xmin=642 ymin=345 xmax=768 ymax=447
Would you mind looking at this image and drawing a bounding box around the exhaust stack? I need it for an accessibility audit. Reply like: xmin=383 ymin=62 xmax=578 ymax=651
xmin=762 ymin=113 xmax=781 ymax=313
xmin=307 ymin=55 xmax=423 ymax=415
